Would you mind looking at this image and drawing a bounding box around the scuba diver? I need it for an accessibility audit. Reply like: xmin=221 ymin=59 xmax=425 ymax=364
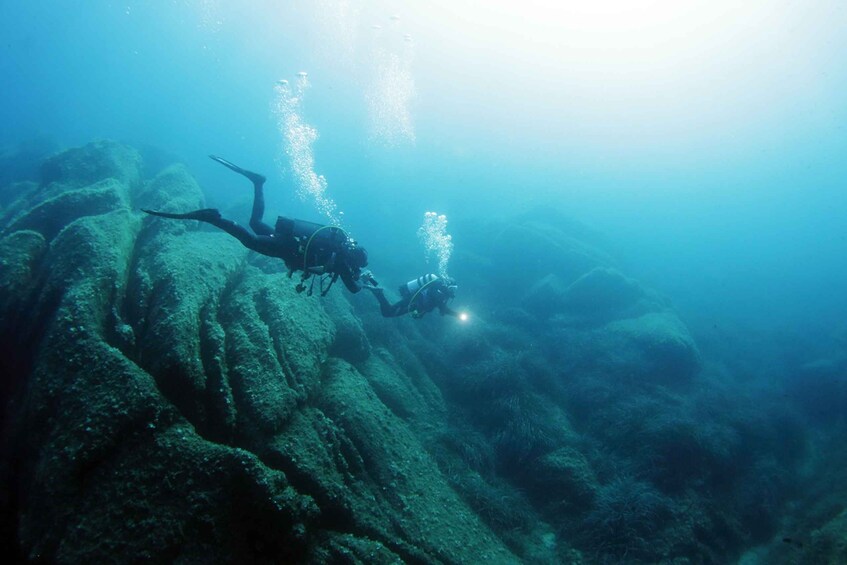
xmin=369 ymin=273 xmax=461 ymax=319
xmin=143 ymin=155 xmax=376 ymax=296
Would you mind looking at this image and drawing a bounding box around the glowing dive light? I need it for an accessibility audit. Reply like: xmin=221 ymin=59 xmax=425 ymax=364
xmin=459 ymin=312 xmax=469 ymax=322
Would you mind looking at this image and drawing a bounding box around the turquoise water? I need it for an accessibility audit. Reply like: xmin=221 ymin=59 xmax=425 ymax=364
xmin=3 ymin=2 xmax=847 ymax=562
xmin=4 ymin=0 xmax=845 ymax=330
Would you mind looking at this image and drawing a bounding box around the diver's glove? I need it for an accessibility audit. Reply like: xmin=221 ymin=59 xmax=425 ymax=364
xmin=360 ymin=270 xmax=380 ymax=288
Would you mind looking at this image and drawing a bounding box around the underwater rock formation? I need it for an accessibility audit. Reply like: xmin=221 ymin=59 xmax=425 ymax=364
xmin=0 ymin=141 xmax=518 ymax=563
xmin=522 ymin=267 xmax=645 ymax=323
xmin=426 ymin=206 xmax=819 ymax=562
xmin=0 ymin=140 xmax=831 ymax=564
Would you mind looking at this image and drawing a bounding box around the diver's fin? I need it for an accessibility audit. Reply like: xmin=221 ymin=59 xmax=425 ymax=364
xmin=209 ymin=155 xmax=266 ymax=186
xmin=142 ymin=208 xmax=222 ymax=222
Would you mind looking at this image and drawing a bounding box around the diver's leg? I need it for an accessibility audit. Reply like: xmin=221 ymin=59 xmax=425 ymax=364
xmin=248 ymin=175 xmax=275 ymax=236
xmin=369 ymin=288 xmax=406 ymax=317
xmin=208 ymin=155 xmax=274 ymax=235
xmin=143 ymin=208 xmax=222 ymax=222
xmin=143 ymin=208 xmax=279 ymax=256
xmin=209 ymin=155 xmax=266 ymax=186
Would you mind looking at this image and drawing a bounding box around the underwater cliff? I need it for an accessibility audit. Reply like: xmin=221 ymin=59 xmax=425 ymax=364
xmin=0 ymin=141 xmax=845 ymax=564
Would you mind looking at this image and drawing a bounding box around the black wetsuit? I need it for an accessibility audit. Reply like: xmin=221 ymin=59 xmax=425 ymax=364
xmin=372 ymin=279 xmax=458 ymax=318
xmin=144 ymin=156 xmax=367 ymax=294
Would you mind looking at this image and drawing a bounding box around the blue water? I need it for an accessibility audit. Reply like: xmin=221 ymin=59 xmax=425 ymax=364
xmin=4 ymin=2 xmax=847 ymax=561
xmin=3 ymin=1 xmax=846 ymax=335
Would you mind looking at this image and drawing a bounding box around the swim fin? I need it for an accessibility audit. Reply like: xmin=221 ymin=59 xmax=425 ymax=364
xmin=142 ymin=208 xmax=222 ymax=222
xmin=209 ymin=155 xmax=266 ymax=186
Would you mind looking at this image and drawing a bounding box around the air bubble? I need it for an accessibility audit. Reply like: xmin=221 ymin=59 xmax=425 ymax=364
xmin=417 ymin=211 xmax=453 ymax=278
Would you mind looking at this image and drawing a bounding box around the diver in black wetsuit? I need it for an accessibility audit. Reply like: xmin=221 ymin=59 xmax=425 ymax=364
xmin=370 ymin=274 xmax=460 ymax=318
xmin=143 ymin=155 xmax=375 ymax=296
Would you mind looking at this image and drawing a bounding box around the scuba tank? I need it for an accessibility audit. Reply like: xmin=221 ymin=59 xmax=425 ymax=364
xmin=276 ymin=216 xmax=349 ymax=267
xmin=399 ymin=274 xmax=439 ymax=298
xmin=275 ymin=216 xmax=346 ymax=246
xmin=276 ymin=216 xmax=355 ymax=298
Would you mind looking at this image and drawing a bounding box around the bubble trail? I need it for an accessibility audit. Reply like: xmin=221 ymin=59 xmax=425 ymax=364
xmin=271 ymin=74 xmax=341 ymax=225
xmin=417 ymin=211 xmax=453 ymax=278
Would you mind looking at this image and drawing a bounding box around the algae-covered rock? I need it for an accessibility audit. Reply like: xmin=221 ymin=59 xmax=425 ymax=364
xmin=797 ymin=508 xmax=847 ymax=564
xmin=360 ymin=347 xmax=446 ymax=422
xmin=3 ymin=178 xmax=131 ymax=241
xmin=757 ymin=506 xmax=847 ymax=565
xmin=40 ymin=139 xmax=142 ymax=189
xmin=323 ymin=289 xmax=372 ymax=364
xmin=451 ymin=210 xmax=615 ymax=308
xmin=0 ymin=141 xmax=139 ymax=250
xmin=555 ymin=310 xmax=701 ymax=386
xmin=522 ymin=273 xmax=569 ymax=318
xmin=0 ymin=230 xmax=47 ymax=323
xmin=216 ymin=267 xmax=335 ymax=441
xmin=307 ymin=532 xmax=407 ymax=563
xmin=522 ymin=267 xmax=655 ymax=325
xmin=561 ymin=267 xmax=644 ymax=315
xmin=491 ymin=217 xmax=614 ymax=290
xmin=314 ymin=359 xmax=519 ymax=564
xmin=129 ymin=228 xmax=246 ymax=435
xmin=135 ymin=163 xmax=204 ymax=217
xmin=6 ymin=139 xmax=792 ymax=565
xmin=0 ymin=181 xmax=39 ymax=221
xmin=5 ymin=177 xmax=315 ymax=561
xmin=263 ymin=359 xmax=520 ymax=564
xmin=1 ymin=140 xmax=522 ymax=563
xmin=606 ymin=311 xmax=701 ymax=382
xmin=526 ymin=447 xmax=599 ymax=512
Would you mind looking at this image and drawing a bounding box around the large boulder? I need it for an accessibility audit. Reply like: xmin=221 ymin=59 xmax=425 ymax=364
xmin=555 ymin=310 xmax=701 ymax=386
xmin=0 ymin=141 xmax=520 ymax=563
xmin=521 ymin=267 xmax=648 ymax=322
xmin=561 ymin=267 xmax=644 ymax=315
xmin=40 ymin=139 xmax=142 ymax=190
xmin=525 ymin=447 xmax=599 ymax=513
xmin=451 ymin=209 xmax=616 ymax=309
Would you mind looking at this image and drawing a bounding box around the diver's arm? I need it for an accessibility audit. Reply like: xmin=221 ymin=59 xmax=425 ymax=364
xmin=438 ymin=303 xmax=459 ymax=317
xmin=340 ymin=267 xmax=362 ymax=293
xmin=367 ymin=288 xmax=407 ymax=317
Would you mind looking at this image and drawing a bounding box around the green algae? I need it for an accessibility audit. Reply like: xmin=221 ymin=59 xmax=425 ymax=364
xmin=3 ymin=139 xmax=834 ymax=564
xmin=0 ymin=141 xmax=523 ymax=563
